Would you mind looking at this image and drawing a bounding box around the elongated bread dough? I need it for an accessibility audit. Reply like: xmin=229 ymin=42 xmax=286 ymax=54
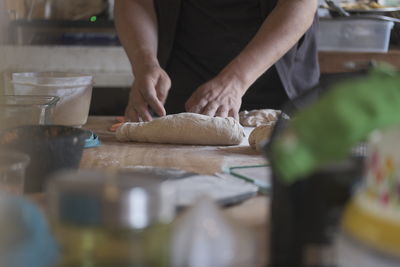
xmin=248 ymin=123 xmax=275 ymax=151
xmin=116 ymin=113 xmax=245 ymax=145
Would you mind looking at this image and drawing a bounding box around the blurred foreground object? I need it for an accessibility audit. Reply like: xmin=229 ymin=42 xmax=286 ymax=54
xmin=269 ymin=63 xmax=400 ymax=183
xmin=172 ymin=196 xmax=256 ymax=267
xmin=267 ymin=63 xmax=400 ymax=266
xmin=0 ymin=125 xmax=87 ymax=193
xmin=47 ymin=169 xmax=175 ymax=266
xmin=0 ymin=192 xmax=57 ymax=267
xmin=0 ymin=150 xmax=29 ymax=195
xmin=336 ymin=126 xmax=400 ymax=267
xmin=0 ymin=95 xmax=59 ymax=130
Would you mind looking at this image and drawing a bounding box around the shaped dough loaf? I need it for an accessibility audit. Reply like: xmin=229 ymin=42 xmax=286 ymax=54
xmin=248 ymin=123 xmax=275 ymax=151
xmin=116 ymin=113 xmax=245 ymax=145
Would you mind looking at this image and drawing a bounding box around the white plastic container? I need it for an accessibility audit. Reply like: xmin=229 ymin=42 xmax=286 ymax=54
xmin=9 ymin=72 xmax=93 ymax=127
xmin=318 ymin=18 xmax=394 ymax=53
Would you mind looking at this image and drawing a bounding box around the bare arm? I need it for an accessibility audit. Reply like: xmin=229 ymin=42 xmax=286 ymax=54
xmin=114 ymin=0 xmax=158 ymax=69
xmin=221 ymin=0 xmax=318 ymax=88
xmin=114 ymin=0 xmax=171 ymax=121
xmin=186 ymin=0 xmax=318 ymax=118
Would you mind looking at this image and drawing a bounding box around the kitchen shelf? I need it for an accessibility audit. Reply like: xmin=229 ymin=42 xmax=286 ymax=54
xmin=319 ymin=48 xmax=400 ymax=73
xmin=8 ymin=19 xmax=117 ymax=45
xmin=10 ymin=19 xmax=115 ymax=29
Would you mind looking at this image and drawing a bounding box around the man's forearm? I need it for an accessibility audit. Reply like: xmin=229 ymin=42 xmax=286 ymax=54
xmin=114 ymin=0 xmax=159 ymax=72
xmin=220 ymin=0 xmax=318 ymax=92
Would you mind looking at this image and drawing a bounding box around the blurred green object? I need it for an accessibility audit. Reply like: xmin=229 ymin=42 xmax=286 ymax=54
xmin=270 ymin=63 xmax=400 ymax=183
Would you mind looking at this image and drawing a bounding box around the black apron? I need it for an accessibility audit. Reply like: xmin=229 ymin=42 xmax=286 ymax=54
xmin=154 ymin=0 xmax=320 ymax=113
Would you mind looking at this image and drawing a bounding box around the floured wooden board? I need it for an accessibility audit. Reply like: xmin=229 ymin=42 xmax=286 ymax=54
xmin=80 ymin=117 xmax=267 ymax=174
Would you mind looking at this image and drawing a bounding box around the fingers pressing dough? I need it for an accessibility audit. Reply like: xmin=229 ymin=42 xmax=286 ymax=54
xmin=116 ymin=113 xmax=245 ymax=145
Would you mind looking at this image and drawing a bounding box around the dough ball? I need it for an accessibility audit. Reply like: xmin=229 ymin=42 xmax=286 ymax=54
xmin=248 ymin=123 xmax=275 ymax=151
xmin=239 ymin=109 xmax=282 ymax=127
xmin=116 ymin=113 xmax=245 ymax=146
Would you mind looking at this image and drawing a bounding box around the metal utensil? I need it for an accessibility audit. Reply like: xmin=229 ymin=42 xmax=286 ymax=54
xmin=325 ymin=0 xmax=350 ymax=16
xmin=338 ymin=13 xmax=400 ymax=23
xmin=325 ymin=0 xmax=400 ymax=23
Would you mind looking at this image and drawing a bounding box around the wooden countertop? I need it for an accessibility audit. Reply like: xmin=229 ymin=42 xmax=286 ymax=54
xmin=29 ymin=116 xmax=270 ymax=265
xmin=80 ymin=116 xmax=269 ymax=224
xmin=79 ymin=116 xmax=270 ymax=265
xmin=81 ymin=116 xmax=266 ymax=173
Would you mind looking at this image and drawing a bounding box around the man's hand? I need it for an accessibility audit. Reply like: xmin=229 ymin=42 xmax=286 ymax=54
xmin=185 ymin=75 xmax=246 ymax=120
xmin=125 ymin=64 xmax=171 ymax=122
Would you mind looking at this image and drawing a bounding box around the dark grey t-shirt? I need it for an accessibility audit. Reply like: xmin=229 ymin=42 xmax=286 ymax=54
xmin=155 ymin=0 xmax=320 ymax=113
xmin=164 ymin=0 xmax=288 ymax=114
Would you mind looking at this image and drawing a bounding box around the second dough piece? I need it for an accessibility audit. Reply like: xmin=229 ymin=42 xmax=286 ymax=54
xmin=248 ymin=124 xmax=275 ymax=151
xmin=116 ymin=113 xmax=245 ymax=145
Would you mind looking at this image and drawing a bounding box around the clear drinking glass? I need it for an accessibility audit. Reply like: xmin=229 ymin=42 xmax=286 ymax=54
xmin=0 ymin=95 xmax=59 ymax=130
xmin=0 ymin=150 xmax=30 ymax=195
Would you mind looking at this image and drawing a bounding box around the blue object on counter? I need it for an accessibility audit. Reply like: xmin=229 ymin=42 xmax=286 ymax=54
xmin=0 ymin=192 xmax=58 ymax=267
xmin=84 ymin=131 xmax=101 ymax=148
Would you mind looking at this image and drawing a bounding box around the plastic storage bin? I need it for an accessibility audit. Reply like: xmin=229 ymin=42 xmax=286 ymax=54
xmin=9 ymin=72 xmax=93 ymax=127
xmin=318 ymin=18 xmax=394 ymax=53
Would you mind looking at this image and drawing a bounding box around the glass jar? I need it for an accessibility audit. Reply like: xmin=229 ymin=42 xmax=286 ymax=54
xmin=47 ymin=169 xmax=176 ymax=267
xmin=0 ymin=95 xmax=59 ymax=130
